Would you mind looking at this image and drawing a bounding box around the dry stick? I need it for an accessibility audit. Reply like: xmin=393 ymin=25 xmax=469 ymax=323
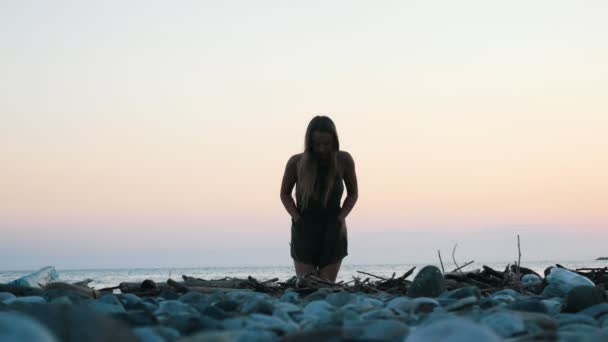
xmin=438 ymin=250 xmax=445 ymax=274
xmin=517 ymin=234 xmax=522 ymax=275
xmin=356 ymin=271 xmax=388 ymax=281
xmin=451 ymin=260 xmax=475 ymax=273
xmin=452 ymin=243 xmax=463 ymax=274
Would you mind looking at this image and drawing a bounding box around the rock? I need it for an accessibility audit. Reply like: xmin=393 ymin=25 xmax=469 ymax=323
xmin=87 ymin=297 xmax=126 ymax=314
xmin=542 ymin=298 xmax=563 ymax=316
xmin=325 ymin=291 xmax=354 ymax=307
xmin=199 ymin=304 xmax=229 ymax=320
xmin=178 ymin=291 xmax=207 ymax=304
xmin=411 ymin=297 xmax=440 ymax=314
xmin=406 ymin=317 xmax=501 ymax=342
xmin=517 ymin=312 xmax=559 ymax=340
xmin=343 ymin=319 xmax=409 ymax=340
xmin=131 ymin=327 xmax=165 ymax=342
xmin=8 ymin=302 xmax=138 ymax=341
xmin=9 ymin=266 xmax=59 ymax=289
xmin=140 ymin=279 xmax=158 ymax=289
xmin=282 ymin=328 xmax=344 ymax=342
xmin=3 ymin=295 xmax=47 ymax=305
xmin=303 ymin=300 xmax=334 ymax=319
xmin=0 ymin=292 xmax=16 ymax=302
xmin=178 ymin=329 xmax=279 ymax=342
xmin=132 ymin=326 xmax=180 ymax=342
xmin=522 ymin=273 xmax=542 ymax=284
xmin=214 ymin=299 xmax=241 ymax=312
xmin=480 ymin=311 xmax=526 ymax=338
xmin=444 ymin=296 xmax=478 ymax=311
xmin=223 ymin=314 xmax=297 ymax=335
xmin=0 ymin=311 xmax=58 ymax=342
xmin=441 ymin=286 xmax=481 ymax=300
xmin=386 ymin=296 xmax=413 ymax=313
xmin=158 ymin=290 xmax=180 ymax=300
xmin=280 ymin=290 xmax=300 ymax=304
xmin=112 ymin=310 xmax=158 ymax=327
xmin=407 ymin=265 xmax=445 ymax=298
xmin=505 ymin=299 xmax=548 ymax=313
xmin=556 ymin=313 xmax=599 ymax=328
xmin=341 ymin=295 xmax=384 ymax=313
xmin=564 ymin=285 xmax=607 ymax=313
xmin=241 ymin=298 xmax=273 ymax=315
xmin=50 ymin=296 xmax=72 ymax=305
xmin=360 ymin=307 xmax=409 ymax=321
xmin=578 ymin=303 xmax=608 ymax=320
xmin=542 ymin=267 xmax=595 ymax=297
xmin=42 ymin=288 xmax=90 ymax=304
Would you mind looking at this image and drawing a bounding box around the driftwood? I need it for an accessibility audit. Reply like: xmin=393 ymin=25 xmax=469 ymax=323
xmin=44 ymin=282 xmax=101 ymax=298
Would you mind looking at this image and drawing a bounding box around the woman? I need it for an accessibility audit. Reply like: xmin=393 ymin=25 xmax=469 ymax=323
xmin=280 ymin=116 xmax=359 ymax=285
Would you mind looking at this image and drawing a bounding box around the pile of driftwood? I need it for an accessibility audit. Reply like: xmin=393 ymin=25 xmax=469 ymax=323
xmin=111 ymin=264 xmax=608 ymax=298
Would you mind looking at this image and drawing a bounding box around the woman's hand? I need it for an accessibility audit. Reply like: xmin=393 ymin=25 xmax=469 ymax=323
xmin=337 ymin=215 xmax=347 ymax=237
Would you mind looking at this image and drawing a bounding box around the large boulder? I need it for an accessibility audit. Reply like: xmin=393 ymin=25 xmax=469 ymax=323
xmin=407 ymin=265 xmax=445 ymax=298
xmin=542 ymin=268 xmax=594 ymax=297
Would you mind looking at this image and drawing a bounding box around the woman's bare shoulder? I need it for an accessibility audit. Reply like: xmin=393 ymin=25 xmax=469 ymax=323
xmin=338 ymin=150 xmax=354 ymax=173
xmin=286 ymin=153 xmax=303 ymax=169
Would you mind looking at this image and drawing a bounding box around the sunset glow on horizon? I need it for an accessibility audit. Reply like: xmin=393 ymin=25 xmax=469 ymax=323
xmin=1 ymin=0 xmax=607 ymax=269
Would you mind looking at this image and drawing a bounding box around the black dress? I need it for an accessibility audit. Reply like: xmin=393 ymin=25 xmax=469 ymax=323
xmin=290 ymin=165 xmax=348 ymax=268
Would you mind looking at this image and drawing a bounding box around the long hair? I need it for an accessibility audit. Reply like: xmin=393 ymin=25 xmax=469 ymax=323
xmin=297 ymin=116 xmax=340 ymax=210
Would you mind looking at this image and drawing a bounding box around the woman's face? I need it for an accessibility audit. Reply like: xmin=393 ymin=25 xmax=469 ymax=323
xmin=311 ymin=130 xmax=333 ymax=160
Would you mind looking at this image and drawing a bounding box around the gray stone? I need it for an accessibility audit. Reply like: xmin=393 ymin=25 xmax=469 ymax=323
xmin=9 ymin=266 xmax=59 ymax=289
xmin=557 ymin=313 xmax=599 ymax=327
xmin=578 ymin=302 xmax=608 ymax=319
xmin=241 ymin=298 xmax=273 ymax=315
xmin=480 ymin=311 xmax=526 ymax=338
xmin=406 ymin=317 xmax=501 ymax=342
xmin=87 ymin=297 xmax=126 ymax=314
xmin=407 ymin=265 xmax=445 ymax=298
xmin=542 ymin=298 xmax=563 ymax=316
xmin=441 ymin=286 xmax=481 ymax=300
xmin=50 ymin=296 xmax=72 ymax=305
xmin=522 ymin=273 xmax=542 ymax=284
xmin=179 ymin=329 xmax=279 ymax=342
xmin=325 ymin=291 xmax=354 ymax=307
xmin=280 ymin=290 xmax=300 ymax=304
xmin=564 ymin=285 xmax=607 ymax=313
xmin=543 ymin=267 xmax=595 ymax=297
xmin=343 ymin=319 xmax=409 ymax=340
xmin=386 ymin=296 xmax=413 ymax=312
xmin=411 ymin=297 xmax=440 ymax=314
xmin=444 ymin=296 xmax=478 ymax=311
xmin=133 ymin=326 xmax=180 ymax=341
xmin=505 ymin=299 xmax=548 ymax=313
xmin=3 ymin=295 xmax=47 ymax=305
xmin=303 ymin=300 xmax=334 ymax=319
xmin=8 ymin=302 xmax=138 ymax=341
xmin=131 ymin=327 xmax=164 ymax=342
xmin=0 ymin=292 xmax=17 ymax=303
xmin=0 ymin=311 xmax=57 ymax=342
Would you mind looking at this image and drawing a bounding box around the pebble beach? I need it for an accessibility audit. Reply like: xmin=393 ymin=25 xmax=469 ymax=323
xmin=1 ymin=263 xmax=608 ymax=341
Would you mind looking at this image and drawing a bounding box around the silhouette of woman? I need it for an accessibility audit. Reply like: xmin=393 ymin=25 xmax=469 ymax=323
xmin=280 ymin=116 xmax=359 ymax=285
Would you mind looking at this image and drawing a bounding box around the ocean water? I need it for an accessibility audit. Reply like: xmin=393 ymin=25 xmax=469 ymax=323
xmin=1 ymin=259 xmax=607 ymax=290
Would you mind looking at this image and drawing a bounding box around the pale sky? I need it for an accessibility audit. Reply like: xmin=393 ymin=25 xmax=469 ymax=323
xmin=1 ymin=0 xmax=607 ymax=269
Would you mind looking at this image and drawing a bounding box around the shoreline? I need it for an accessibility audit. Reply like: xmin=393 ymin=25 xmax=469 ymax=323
xmin=1 ymin=263 xmax=607 ymax=341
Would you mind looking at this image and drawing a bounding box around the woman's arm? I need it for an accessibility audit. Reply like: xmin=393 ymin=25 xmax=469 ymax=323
xmin=280 ymin=154 xmax=301 ymax=222
xmin=338 ymin=151 xmax=358 ymax=221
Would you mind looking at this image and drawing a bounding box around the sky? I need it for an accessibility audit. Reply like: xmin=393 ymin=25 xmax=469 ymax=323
xmin=1 ymin=0 xmax=607 ymax=270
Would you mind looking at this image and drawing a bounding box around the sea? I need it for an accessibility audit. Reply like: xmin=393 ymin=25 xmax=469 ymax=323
xmin=1 ymin=259 xmax=607 ymax=290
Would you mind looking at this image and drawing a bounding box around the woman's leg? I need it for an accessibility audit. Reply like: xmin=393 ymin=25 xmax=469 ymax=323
xmin=318 ymin=259 xmax=342 ymax=283
xmin=293 ymin=259 xmax=317 ymax=278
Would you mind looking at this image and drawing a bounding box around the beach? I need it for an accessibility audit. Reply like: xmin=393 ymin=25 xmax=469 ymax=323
xmin=1 ymin=262 xmax=607 ymax=341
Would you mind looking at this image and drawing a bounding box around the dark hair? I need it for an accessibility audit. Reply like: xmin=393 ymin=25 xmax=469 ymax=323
xmin=297 ymin=116 xmax=340 ymax=209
